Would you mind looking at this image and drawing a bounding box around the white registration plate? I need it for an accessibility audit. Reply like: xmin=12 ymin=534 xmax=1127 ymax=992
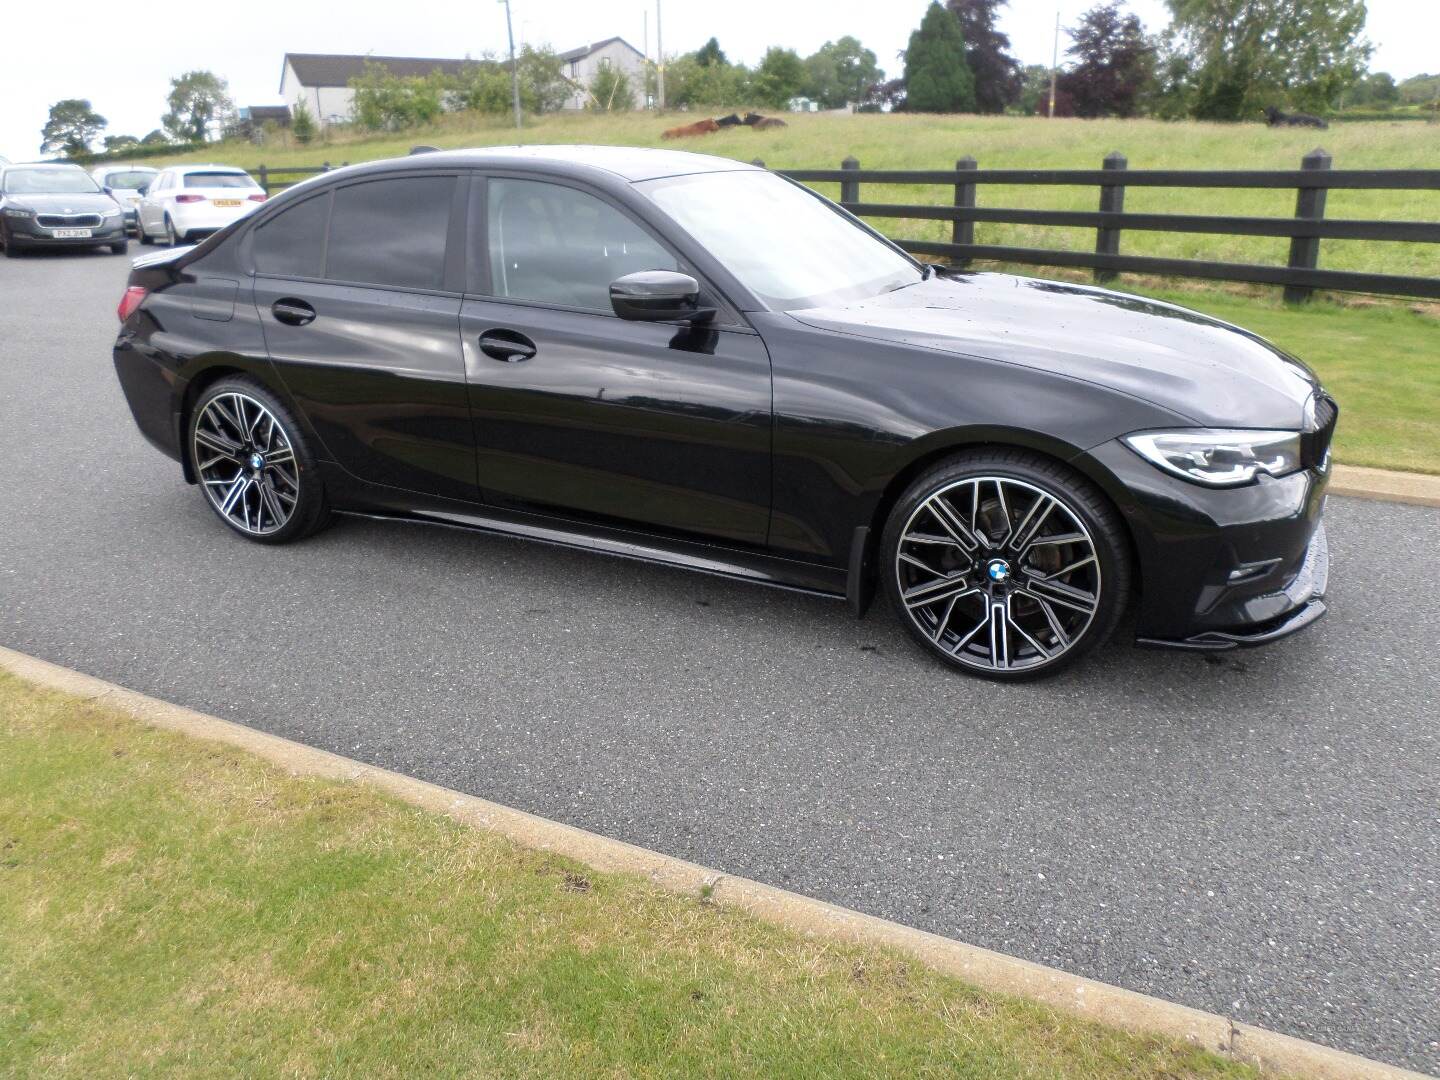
xmin=52 ymin=228 xmax=92 ymax=239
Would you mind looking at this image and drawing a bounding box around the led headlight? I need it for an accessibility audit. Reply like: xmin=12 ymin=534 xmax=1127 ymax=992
xmin=1123 ymin=429 xmax=1302 ymax=488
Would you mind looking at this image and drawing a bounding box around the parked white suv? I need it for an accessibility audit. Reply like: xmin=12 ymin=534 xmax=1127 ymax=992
xmin=136 ymin=165 xmax=266 ymax=245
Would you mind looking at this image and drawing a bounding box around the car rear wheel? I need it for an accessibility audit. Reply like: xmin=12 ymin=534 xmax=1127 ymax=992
xmin=188 ymin=377 xmax=331 ymax=545
xmin=881 ymin=449 xmax=1131 ymax=680
xmin=164 ymin=215 xmax=179 ymax=246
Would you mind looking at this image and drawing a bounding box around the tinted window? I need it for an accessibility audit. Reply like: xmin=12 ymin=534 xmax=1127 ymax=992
xmin=484 ymin=178 xmax=677 ymax=310
xmin=101 ymin=170 xmax=155 ymax=190
xmin=253 ymin=193 xmax=329 ymax=278
xmin=327 ymin=176 xmax=454 ymax=290
xmin=183 ymin=171 xmax=257 ymax=189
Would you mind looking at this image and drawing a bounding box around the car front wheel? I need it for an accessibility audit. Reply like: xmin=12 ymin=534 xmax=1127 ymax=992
xmin=188 ymin=377 xmax=331 ymax=544
xmin=881 ymin=449 xmax=1132 ymax=680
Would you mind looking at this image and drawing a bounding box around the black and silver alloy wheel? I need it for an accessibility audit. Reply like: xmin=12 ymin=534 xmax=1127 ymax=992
xmin=193 ymin=392 xmax=299 ymax=535
xmin=883 ymin=451 xmax=1130 ymax=679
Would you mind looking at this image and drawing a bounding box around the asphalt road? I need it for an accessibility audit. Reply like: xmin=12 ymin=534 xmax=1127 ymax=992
xmin=3 ymin=250 xmax=1437 ymax=1074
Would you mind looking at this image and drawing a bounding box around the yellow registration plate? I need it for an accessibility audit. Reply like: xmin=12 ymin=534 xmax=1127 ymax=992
xmin=212 ymin=199 xmax=242 ymax=207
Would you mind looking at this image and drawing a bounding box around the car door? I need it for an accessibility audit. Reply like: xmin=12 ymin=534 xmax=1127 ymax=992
xmin=138 ymin=172 xmax=163 ymax=231
xmin=248 ymin=171 xmax=475 ymax=502
xmin=457 ymin=174 xmax=773 ymax=549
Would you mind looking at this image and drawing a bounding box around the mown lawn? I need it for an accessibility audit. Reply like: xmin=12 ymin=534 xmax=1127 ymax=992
xmin=167 ymin=111 xmax=1440 ymax=277
xmin=0 ymin=670 xmax=1261 ymax=1079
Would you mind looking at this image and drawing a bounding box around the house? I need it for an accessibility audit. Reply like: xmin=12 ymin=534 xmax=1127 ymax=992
xmin=237 ymin=105 xmax=292 ymax=130
xmin=557 ymin=38 xmax=648 ymax=109
xmin=278 ymin=53 xmax=478 ymax=126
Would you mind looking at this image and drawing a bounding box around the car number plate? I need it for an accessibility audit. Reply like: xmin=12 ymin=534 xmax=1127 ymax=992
xmin=52 ymin=228 xmax=92 ymax=238
xmin=212 ymin=199 xmax=242 ymax=207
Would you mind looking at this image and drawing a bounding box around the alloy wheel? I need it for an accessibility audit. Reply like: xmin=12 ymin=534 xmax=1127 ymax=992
xmin=193 ymin=392 xmax=300 ymax=536
xmin=894 ymin=476 xmax=1102 ymax=673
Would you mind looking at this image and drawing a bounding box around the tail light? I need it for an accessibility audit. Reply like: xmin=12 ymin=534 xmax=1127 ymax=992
xmin=247 ymin=194 xmax=267 ymax=202
xmin=175 ymin=194 xmax=204 ymax=203
xmin=117 ymin=286 xmax=148 ymax=323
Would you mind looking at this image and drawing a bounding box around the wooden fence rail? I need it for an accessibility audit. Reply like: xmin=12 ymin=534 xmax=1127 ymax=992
xmin=254 ymin=151 xmax=1440 ymax=301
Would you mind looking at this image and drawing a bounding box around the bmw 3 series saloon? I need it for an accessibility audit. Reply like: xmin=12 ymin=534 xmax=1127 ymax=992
xmin=112 ymin=146 xmax=1335 ymax=679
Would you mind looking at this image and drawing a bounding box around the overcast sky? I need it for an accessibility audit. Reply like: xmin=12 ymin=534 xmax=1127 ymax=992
xmin=2 ymin=0 xmax=1434 ymax=161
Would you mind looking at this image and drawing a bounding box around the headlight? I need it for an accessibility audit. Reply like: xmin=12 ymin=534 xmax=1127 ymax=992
xmin=100 ymin=208 xmax=122 ymax=219
xmin=1123 ymin=429 xmax=1302 ymax=487
xmin=3 ymin=207 xmax=34 ymax=218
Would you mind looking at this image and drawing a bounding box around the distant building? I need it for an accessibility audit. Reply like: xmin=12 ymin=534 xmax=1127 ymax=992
xmin=278 ymin=53 xmax=478 ymax=126
xmin=238 ymin=105 xmax=292 ymax=130
xmin=557 ymin=37 xmax=648 ymax=110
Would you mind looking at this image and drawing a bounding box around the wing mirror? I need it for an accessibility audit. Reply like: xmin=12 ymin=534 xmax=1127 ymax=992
xmin=136 ymin=184 xmax=149 ymax=196
xmin=610 ymin=270 xmax=714 ymax=322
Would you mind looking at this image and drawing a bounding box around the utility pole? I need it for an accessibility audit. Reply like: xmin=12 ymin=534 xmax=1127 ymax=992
xmin=643 ymin=9 xmax=650 ymax=108
xmin=500 ymin=0 xmax=522 ymax=130
xmin=1047 ymin=10 xmax=1059 ymax=118
xmin=656 ymin=0 xmax=666 ymax=111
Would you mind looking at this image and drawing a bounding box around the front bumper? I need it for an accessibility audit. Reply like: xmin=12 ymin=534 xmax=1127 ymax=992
xmin=1086 ymin=438 xmax=1331 ymax=651
xmin=6 ymin=217 xmax=126 ymax=247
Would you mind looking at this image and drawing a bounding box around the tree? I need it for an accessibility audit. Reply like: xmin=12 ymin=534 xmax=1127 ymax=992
xmin=695 ymin=37 xmax=728 ymax=67
xmin=291 ymin=101 xmax=317 ymax=144
xmin=162 ymin=71 xmax=233 ymax=142
xmin=752 ymin=46 xmax=806 ymax=108
xmin=350 ymin=63 xmax=446 ymax=130
xmin=904 ymin=2 xmax=975 ymax=112
xmin=803 ymin=37 xmax=882 ymax=108
xmin=1016 ymin=63 xmax=1053 ymax=115
xmin=664 ymin=54 xmax=751 ymax=107
xmin=1165 ymin=0 xmax=1370 ymax=119
xmin=1346 ymin=71 xmax=1397 ymax=108
xmin=103 ymin=134 xmax=140 ymax=152
xmin=1059 ymin=2 xmax=1156 ymax=118
xmin=946 ymin=0 xmax=1021 ymax=112
xmin=41 ymin=99 xmax=107 ymax=157
xmin=589 ymin=65 xmax=635 ymax=110
xmin=140 ymin=129 xmax=169 ymax=146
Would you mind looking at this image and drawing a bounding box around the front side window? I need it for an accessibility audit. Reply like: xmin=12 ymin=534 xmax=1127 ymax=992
xmin=3 ymin=168 xmax=100 ymax=195
xmin=482 ymin=178 xmax=677 ymax=310
xmin=326 ymin=176 xmax=454 ymax=291
xmin=640 ymin=170 xmax=920 ymax=310
xmin=253 ymin=193 xmax=329 ymax=278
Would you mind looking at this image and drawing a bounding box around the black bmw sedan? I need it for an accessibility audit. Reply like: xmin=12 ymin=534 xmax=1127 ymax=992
xmin=112 ymin=146 xmax=1335 ymax=679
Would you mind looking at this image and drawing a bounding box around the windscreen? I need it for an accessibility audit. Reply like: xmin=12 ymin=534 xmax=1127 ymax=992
xmin=640 ymin=170 xmax=920 ymax=310
xmin=4 ymin=168 xmax=101 ymax=195
xmin=183 ymin=171 xmax=257 ymax=189
xmin=102 ymin=170 xmax=155 ymax=190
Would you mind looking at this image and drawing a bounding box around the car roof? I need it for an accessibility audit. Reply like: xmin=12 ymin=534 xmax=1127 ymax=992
xmin=94 ymin=163 xmax=157 ymax=173
xmin=346 ymin=145 xmax=761 ymax=184
xmin=165 ymin=164 xmax=249 ymax=173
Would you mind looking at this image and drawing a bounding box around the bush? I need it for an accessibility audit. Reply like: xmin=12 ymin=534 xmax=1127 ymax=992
xmin=292 ymin=101 xmax=317 ymax=144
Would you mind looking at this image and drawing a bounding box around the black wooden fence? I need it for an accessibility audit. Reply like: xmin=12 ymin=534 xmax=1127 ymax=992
xmin=254 ymin=151 xmax=1440 ymax=302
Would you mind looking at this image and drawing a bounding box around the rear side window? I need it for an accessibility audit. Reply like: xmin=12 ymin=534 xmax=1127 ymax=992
xmin=326 ymin=176 xmax=454 ymax=291
xmin=252 ymin=193 xmax=329 ymax=278
xmin=184 ymin=171 xmax=256 ymax=189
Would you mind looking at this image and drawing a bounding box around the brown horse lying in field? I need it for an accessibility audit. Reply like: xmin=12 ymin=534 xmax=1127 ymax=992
xmin=662 ymin=118 xmax=721 ymax=139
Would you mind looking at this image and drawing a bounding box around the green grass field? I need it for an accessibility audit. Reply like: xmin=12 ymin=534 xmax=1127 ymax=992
xmin=0 ymin=671 xmax=1262 ymax=1079
xmin=171 ymin=111 xmax=1440 ymax=278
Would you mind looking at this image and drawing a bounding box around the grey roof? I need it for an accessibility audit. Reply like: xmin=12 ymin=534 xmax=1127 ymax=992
xmin=558 ymin=37 xmax=645 ymax=63
xmin=380 ymin=144 xmax=758 ymax=183
xmin=241 ymin=105 xmax=292 ymax=121
xmin=281 ymin=53 xmax=479 ymax=90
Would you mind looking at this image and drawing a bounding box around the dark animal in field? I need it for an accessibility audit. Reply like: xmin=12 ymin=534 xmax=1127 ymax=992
xmin=742 ymin=112 xmax=788 ymax=130
xmin=662 ymin=118 xmax=721 ymax=139
xmin=1264 ymin=106 xmax=1328 ymax=129
xmin=715 ymin=113 xmax=744 ymax=127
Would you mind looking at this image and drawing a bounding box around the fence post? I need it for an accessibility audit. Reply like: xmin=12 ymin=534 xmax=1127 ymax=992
xmin=1284 ymin=148 xmax=1332 ymax=304
xmin=1094 ymin=151 xmax=1127 ymax=284
xmin=321 ymin=161 xmax=331 ymax=173
xmin=840 ymin=156 xmax=860 ymax=205
xmin=258 ymin=164 xmax=269 ymax=195
xmin=952 ymin=156 xmax=977 ymax=267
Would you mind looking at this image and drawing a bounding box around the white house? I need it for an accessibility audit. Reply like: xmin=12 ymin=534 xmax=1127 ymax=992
xmin=557 ymin=37 xmax=648 ymax=110
xmin=278 ymin=53 xmax=478 ymax=126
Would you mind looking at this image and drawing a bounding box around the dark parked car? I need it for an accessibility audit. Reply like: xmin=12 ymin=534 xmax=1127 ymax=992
xmin=1 ymin=163 xmax=128 ymax=256
xmin=111 ymin=147 xmax=1335 ymax=679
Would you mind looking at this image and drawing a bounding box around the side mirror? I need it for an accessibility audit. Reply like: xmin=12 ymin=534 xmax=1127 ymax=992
xmin=102 ymin=185 xmax=113 ymax=195
xmin=136 ymin=184 xmax=149 ymax=196
xmin=610 ymin=270 xmax=713 ymax=322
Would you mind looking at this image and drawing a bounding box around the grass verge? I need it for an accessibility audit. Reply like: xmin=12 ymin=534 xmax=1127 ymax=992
xmin=0 ymin=670 xmax=1260 ymax=1079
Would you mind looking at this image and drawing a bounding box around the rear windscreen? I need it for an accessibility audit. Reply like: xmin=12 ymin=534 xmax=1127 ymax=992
xmin=183 ymin=172 xmax=256 ymax=189
xmin=102 ymin=171 xmax=155 ymax=189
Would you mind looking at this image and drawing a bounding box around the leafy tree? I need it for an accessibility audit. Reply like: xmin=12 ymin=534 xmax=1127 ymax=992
xmin=162 ymin=71 xmax=233 ymax=142
xmin=904 ymin=1 xmax=975 ymax=112
xmin=350 ymin=63 xmax=447 ymax=130
xmin=1059 ymin=2 xmax=1156 ymax=118
xmin=1345 ymin=71 xmax=1397 ymax=108
xmin=41 ymin=99 xmax=107 ymax=157
xmin=859 ymin=77 xmax=908 ymax=111
xmin=665 ymin=54 xmax=751 ymax=107
xmin=695 ymin=37 xmax=728 ymax=67
xmin=1397 ymin=73 xmax=1439 ymax=105
xmin=946 ymin=0 xmax=1021 ymax=112
xmin=517 ymin=46 xmax=571 ymax=113
xmin=752 ymin=46 xmax=806 ymax=108
xmin=803 ymin=37 xmax=883 ymax=108
xmin=1016 ymin=63 xmax=1053 ymax=114
xmin=290 ymin=101 xmax=317 ymax=144
xmin=589 ymin=65 xmax=635 ymax=110
xmin=1165 ymin=0 xmax=1370 ymax=119
xmin=103 ymin=134 xmax=140 ymax=152
xmin=448 ymin=48 xmax=569 ymax=115
xmin=140 ymin=129 xmax=169 ymax=146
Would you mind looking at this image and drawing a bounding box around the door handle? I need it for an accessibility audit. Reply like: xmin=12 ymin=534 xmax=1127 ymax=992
xmin=271 ymin=298 xmax=316 ymax=327
xmin=478 ymin=330 xmax=536 ymax=363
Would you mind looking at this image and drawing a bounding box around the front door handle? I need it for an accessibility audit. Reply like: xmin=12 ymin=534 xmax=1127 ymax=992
xmin=271 ymin=298 xmax=316 ymax=327
xmin=478 ymin=329 xmax=537 ymax=363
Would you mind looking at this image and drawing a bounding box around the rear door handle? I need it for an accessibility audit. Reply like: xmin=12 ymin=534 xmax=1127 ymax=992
xmin=478 ymin=330 xmax=537 ymax=363
xmin=271 ymin=298 xmax=316 ymax=327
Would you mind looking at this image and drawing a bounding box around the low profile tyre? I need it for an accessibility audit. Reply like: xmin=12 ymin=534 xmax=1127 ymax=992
xmin=136 ymin=217 xmax=152 ymax=245
xmin=188 ymin=377 xmax=331 ymax=544
xmin=881 ymin=449 xmax=1132 ymax=680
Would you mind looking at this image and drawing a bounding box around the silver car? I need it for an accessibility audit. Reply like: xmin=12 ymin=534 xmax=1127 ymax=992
xmin=90 ymin=164 xmax=158 ymax=236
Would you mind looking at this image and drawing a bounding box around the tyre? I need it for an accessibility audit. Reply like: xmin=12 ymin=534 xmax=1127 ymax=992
xmin=164 ymin=215 xmax=179 ymax=246
xmin=2 ymin=226 xmax=18 ymax=258
xmin=188 ymin=376 xmax=331 ymax=544
xmin=110 ymin=240 xmax=129 ymax=255
xmin=136 ymin=215 xmax=152 ymax=245
xmin=881 ymin=449 xmax=1131 ymax=680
